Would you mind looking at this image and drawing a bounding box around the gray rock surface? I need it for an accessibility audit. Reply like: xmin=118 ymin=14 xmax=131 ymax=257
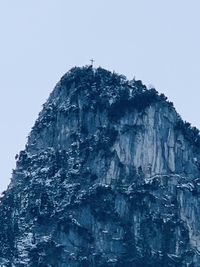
xmin=0 ymin=66 xmax=200 ymax=266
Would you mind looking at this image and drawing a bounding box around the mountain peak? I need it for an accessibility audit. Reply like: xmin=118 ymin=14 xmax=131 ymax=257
xmin=1 ymin=66 xmax=200 ymax=266
xmin=26 ymin=66 xmax=171 ymax=153
xmin=27 ymin=66 xmax=200 ymax=153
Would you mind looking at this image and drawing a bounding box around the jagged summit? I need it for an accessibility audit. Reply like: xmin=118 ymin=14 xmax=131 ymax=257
xmin=1 ymin=66 xmax=200 ymax=266
xmin=27 ymin=65 xmax=200 ymax=156
xmin=32 ymin=65 xmax=169 ymax=119
xmin=27 ymin=66 xmax=171 ymax=147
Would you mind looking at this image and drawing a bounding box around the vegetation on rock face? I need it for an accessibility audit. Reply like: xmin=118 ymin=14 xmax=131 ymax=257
xmin=175 ymin=120 xmax=200 ymax=150
xmin=60 ymin=66 xmax=127 ymax=89
xmin=108 ymin=87 xmax=161 ymax=121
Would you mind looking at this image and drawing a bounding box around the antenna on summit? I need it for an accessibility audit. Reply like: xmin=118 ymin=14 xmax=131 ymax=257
xmin=90 ymin=59 xmax=95 ymax=67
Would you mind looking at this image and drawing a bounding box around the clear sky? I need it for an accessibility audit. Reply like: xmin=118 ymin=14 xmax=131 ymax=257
xmin=0 ymin=0 xmax=200 ymax=192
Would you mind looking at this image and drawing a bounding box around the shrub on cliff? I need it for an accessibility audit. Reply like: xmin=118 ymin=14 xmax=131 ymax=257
xmin=175 ymin=120 xmax=200 ymax=149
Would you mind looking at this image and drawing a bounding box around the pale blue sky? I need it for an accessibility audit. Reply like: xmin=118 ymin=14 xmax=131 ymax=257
xmin=0 ymin=0 xmax=200 ymax=192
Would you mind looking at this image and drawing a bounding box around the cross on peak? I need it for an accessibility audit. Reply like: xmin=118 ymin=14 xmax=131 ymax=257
xmin=90 ymin=59 xmax=95 ymax=66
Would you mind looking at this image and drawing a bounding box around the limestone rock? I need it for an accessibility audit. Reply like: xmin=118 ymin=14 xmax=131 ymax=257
xmin=0 ymin=66 xmax=200 ymax=266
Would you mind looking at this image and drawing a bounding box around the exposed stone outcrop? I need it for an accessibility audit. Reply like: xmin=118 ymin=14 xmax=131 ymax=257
xmin=0 ymin=66 xmax=200 ymax=266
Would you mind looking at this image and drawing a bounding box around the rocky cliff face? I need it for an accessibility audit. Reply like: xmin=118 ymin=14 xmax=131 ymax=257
xmin=1 ymin=66 xmax=200 ymax=267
